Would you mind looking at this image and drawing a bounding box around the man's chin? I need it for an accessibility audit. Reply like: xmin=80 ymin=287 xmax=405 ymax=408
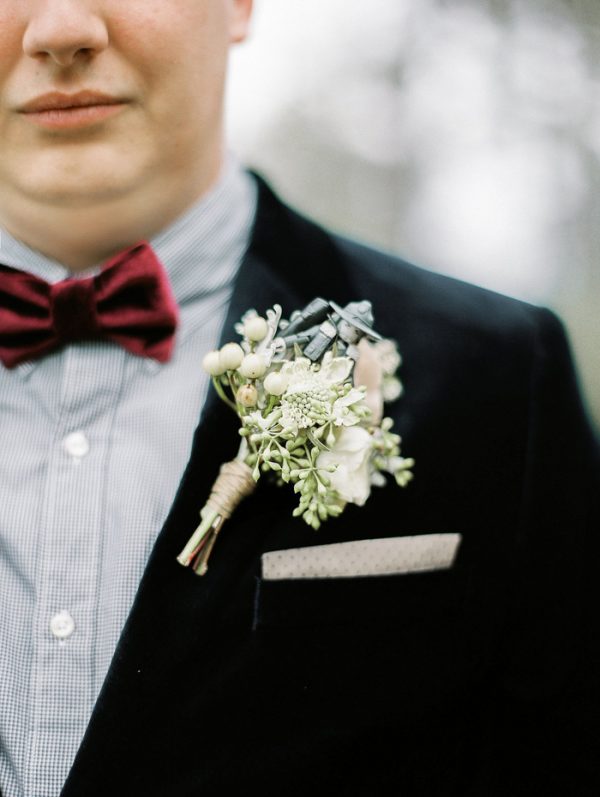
xmin=3 ymin=160 xmax=143 ymax=208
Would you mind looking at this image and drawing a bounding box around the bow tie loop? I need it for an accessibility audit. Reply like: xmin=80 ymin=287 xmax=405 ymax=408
xmin=0 ymin=241 xmax=179 ymax=368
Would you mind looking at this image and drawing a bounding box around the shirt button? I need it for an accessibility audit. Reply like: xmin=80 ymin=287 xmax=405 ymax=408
xmin=63 ymin=431 xmax=90 ymax=458
xmin=50 ymin=611 xmax=75 ymax=639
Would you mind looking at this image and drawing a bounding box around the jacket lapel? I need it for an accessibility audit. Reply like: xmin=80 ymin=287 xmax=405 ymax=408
xmin=61 ymin=175 xmax=357 ymax=795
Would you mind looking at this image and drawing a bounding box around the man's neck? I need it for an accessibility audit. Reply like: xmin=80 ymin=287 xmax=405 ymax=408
xmin=0 ymin=155 xmax=224 ymax=273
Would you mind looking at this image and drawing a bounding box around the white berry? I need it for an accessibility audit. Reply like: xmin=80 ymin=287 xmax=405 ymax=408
xmin=202 ymin=350 xmax=225 ymax=376
xmin=237 ymin=384 xmax=258 ymax=407
xmin=238 ymin=353 xmax=267 ymax=379
xmin=263 ymin=371 xmax=288 ymax=396
xmin=219 ymin=342 xmax=244 ymax=370
xmin=243 ymin=316 xmax=268 ymax=342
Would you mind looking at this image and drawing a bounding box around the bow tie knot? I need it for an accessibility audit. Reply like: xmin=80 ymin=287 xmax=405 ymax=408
xmin=51 ymin=279 xmax=99 ymax=342
xmin=0 ymin=241 xmax=179 ymax=368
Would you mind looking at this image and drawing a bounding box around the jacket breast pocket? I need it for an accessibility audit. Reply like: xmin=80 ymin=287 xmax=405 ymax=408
xmin=253 ymin=567 xmax=465 ymax=632
xmin=250 ymin=568 xmax=470 ymax=724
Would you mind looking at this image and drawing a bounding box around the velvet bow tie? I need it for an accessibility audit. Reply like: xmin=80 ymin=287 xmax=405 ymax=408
xmin=0 ymin=241 xmax=179 ymax=369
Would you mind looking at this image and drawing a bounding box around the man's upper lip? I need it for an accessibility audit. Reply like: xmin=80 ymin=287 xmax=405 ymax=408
xmin=18 ymin=91 xmax=124 ymax=113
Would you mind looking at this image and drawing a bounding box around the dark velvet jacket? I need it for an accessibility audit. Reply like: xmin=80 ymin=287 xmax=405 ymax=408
xmin=58 ymin=177 xmax=599 ymax=796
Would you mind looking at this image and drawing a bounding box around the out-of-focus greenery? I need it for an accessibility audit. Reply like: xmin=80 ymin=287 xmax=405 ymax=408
xmin=227 ymin=0 xmax=600 ymax=428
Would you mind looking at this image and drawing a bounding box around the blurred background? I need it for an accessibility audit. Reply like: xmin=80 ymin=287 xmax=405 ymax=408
xmin=226 ymin=0 xmax=599 ymax=428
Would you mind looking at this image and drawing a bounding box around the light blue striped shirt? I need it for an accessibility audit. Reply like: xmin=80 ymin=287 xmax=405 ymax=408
xmin=0 ymin=158 xmax=257 ymax=797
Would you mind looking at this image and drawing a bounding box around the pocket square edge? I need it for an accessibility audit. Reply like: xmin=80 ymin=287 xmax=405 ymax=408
xmin=261 ymin=533 xmax=462 ymax=581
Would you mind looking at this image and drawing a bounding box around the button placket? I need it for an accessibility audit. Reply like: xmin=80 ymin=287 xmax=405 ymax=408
xmin=25 ymin=345 xmax=126 ymax=797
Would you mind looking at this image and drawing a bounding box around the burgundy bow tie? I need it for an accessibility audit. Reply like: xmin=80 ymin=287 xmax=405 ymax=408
xmin=0 ymin=241 xmax=179 ymax=369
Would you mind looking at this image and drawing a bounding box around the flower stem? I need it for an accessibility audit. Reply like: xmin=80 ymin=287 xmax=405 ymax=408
xmin=176 ymin=508 xmax=220 ymax=567
xmin=212 ymin=377 xmax=237 ymax=412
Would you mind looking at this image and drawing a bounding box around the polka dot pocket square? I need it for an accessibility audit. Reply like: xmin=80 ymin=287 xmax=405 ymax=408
xmin=261 ymin=534 xmax=462 ymax=580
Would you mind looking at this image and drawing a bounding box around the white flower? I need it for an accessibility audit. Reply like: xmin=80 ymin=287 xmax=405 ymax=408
xmin=280 ymin=355 xmax=353 ymax=391
xmin=244 ymin=409 xmax=280 ymax=433
xmin=277 ymin=359 xmax=331 ymax=432
xmin=280 ymin=383 xmax=332 ymax=431
xmin=276 ymin=354 xmax=359 ymax=433
xmin=330 ymin=387 xmax=367 ymax=427
xmin=319 ymin=352 xmax=353 ymax=384
xmin=317 ymin=426 xmax=373 ymax=506
xmin=280 ymin=357 xmax=318 ymax=387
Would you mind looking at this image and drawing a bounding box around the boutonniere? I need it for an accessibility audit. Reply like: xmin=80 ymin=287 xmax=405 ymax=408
xmin=177 ymin=298 xmax=414 ymax=575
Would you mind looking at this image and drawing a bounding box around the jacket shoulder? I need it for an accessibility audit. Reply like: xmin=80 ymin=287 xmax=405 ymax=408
xmin=329 ymin=233 xmax=544 ymax=345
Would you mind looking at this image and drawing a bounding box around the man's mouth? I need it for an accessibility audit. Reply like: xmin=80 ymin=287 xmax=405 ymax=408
xmin=18 ymin=90 xmax=128 ymax=130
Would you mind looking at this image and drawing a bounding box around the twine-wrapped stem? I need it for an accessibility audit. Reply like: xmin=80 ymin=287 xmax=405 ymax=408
xmin=176 ymin=459 xmax=256 ymax=575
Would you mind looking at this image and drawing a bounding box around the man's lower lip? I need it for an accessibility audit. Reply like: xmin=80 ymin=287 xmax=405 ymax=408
xmin=21 ymin=103 xmax=126 ymax=129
